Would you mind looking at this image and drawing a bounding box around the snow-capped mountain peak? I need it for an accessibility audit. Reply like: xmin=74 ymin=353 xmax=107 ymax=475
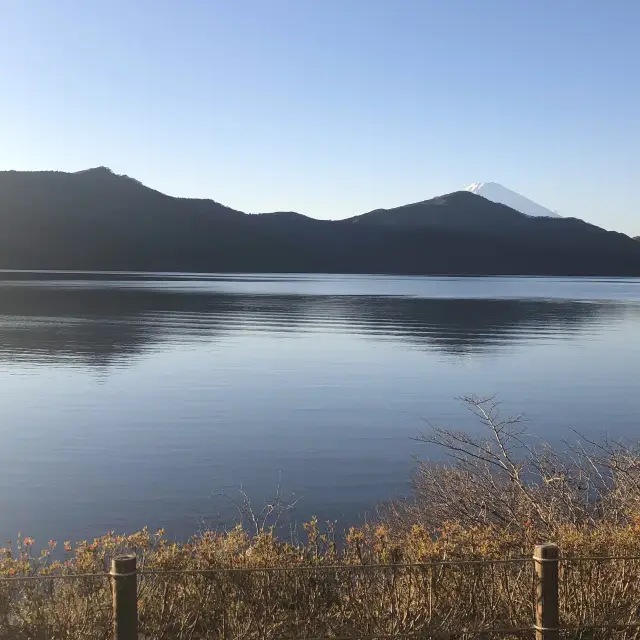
xmin=465 ymin=182 xmax=560 ymax=218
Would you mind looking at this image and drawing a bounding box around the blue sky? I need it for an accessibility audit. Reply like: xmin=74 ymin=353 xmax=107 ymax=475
xmin=1 ymin=0 xmax=638 ymax=234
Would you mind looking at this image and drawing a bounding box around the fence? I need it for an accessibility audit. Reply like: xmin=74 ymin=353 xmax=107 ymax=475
xmin=3 ymin=543 xmax=640 ymax=638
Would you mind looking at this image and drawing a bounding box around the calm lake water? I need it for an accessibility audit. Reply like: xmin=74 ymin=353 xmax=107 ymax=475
xmin=0 ymin=273 xmax=639 ymax=544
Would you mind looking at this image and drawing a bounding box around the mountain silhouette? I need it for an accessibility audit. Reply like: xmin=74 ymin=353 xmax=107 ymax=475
xmin=1 ymin=167 xmax=639 ymax=276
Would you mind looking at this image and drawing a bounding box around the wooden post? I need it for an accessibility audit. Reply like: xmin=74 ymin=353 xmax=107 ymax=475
xmin=534 ymin=543 xmax=559 ymax=640
xmin=111 ymin=555 xmax=138 ymax=640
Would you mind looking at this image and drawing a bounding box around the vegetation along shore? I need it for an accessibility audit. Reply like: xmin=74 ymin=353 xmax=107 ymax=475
xmin=2 ymin=398 xmax=640 ymax=638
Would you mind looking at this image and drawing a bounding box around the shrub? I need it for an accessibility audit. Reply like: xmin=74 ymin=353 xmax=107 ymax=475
xmin=1 ymin=397 xmax=640 ymax=638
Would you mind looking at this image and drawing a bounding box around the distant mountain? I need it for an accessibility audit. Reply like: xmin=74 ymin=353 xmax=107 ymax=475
xmin=465 ymin=182 xmax=561 ymax=218
xmin=0 ymin=168 xmax=639 ymax=276
xmin=347 ymin=191 xmax=553 ymax=233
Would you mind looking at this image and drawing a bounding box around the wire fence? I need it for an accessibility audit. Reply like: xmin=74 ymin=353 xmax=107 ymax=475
xmin=2 ymin=546 xmax=640 ymax=638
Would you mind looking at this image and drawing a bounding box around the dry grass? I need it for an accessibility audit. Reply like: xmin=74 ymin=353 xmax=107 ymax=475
xmin=2 ymin=397 xmax=640 ymax=638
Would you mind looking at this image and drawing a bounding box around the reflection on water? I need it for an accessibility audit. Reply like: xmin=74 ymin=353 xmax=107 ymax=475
xmin=0 ymin=280 xmax=632 ymax=366
xmin=0 ymin=274 xmax=638 ymax=544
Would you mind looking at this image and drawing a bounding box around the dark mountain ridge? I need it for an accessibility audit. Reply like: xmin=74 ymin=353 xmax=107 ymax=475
xmin=1 ymin=167 xmax=639 ymax=276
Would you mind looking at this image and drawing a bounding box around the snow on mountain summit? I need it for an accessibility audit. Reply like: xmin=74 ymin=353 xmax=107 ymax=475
xmin=465 ymin=182 xmax=560 ymax=218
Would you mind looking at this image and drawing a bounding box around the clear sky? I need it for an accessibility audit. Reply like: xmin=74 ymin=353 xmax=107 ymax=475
xmin=1 ymin=0 xmax=638 ymax=234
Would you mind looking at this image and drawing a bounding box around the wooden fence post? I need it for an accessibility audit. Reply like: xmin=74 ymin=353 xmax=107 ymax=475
xmin=534 ymin=543 xmax=559 ymax=640
xmin=111 ymin=555 xmax=138 ymax=640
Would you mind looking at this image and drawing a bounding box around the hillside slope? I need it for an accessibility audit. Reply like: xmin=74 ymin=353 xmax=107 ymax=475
xmin=1 ymin=168 xmax=639 ymax=276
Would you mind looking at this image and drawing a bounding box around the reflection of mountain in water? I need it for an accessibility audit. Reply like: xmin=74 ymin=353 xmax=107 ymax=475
xmin=0 ymin=281 xmax=632 ymax=368
xmin=337 ymin=297 xmax=624 ymax=355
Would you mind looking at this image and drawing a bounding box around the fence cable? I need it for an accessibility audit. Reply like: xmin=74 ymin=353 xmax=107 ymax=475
xmin=3 ymin=553 xmax=640 ymax=582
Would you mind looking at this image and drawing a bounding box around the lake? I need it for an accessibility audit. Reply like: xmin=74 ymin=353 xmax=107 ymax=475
xmin=0 ymin=273 xmax=639 ymax=545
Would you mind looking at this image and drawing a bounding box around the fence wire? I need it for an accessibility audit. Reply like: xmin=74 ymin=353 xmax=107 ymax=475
xmin=135 ymin=561 xmax=534 ymax=638
xmin=1 ymin=556 xmax=640 ymax=638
